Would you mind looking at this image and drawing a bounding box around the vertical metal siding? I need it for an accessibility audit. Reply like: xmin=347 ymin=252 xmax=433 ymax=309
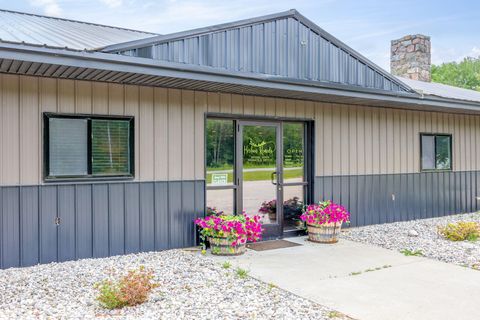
xmin=121 ymin=17 xmax=408 ymax=93
xmin=0 ymin=180 xmax=205 ymax=269
xmin=316 ymin=171 xmax=480 ymax=227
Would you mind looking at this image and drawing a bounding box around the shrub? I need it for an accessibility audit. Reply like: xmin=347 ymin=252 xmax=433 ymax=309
xmin=95 ymin=266 xmax=158 ymax=310
xmin=438 ymin=221 xmax=480 ymax=241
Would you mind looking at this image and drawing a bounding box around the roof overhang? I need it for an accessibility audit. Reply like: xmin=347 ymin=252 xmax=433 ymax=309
xmin=1 ymin=42 xmax=480 ymax=114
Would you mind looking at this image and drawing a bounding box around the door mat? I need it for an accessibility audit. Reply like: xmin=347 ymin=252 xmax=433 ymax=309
xmin=246 ymin=239 xmax=302 ymax=251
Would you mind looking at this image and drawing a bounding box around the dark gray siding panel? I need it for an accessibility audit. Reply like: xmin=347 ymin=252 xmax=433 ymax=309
xmin=93 ymin=184 xmax=109 ymax=258
xmin=154 ymin=182 xmax=169 ymax=250
xmin=108 ymin=184 xmax=125 ymax=256
xmin=2 ymin=187 xmax=20 ymax=268
xmin=75 ymin=185 xmax=92 ymax=259
xmin=20 ymin=187 xmax=39 ymax=267
xmin=58 ymin=185 xmax=76 ymax=262
xmin=125 ymin=183 xmax=140 ymax=254
xmin=168 ymin=181 xmax=183 ymax=248
xmin=40 ymin=186 xmax=57 ymax=264
xmin=140 ymin=182 xmax=155 ymax=252
xmin=0 ymin=180 xmax=205 ymax=269
xmin=316 ymin=172 xmax=480 ymax=227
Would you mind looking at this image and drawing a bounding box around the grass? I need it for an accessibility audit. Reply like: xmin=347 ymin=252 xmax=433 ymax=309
xmin=222 ymin=261 xmax=231 ymax=269
xmin=235 ymin=268 xmax=249 ymax=279
xmin=349 ymin=265 xmax=392 ymax=276
xmin=400 ymin=249 xmax=424 ymax=256
xmin=327 ymin=311 xmax=343 ymax=318
xmin=207 ymin=168 xmax=303 ymax=184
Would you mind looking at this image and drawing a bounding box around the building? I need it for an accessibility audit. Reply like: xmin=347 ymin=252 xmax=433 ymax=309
xmin=1 ymin=9 xmax=480 ymax=269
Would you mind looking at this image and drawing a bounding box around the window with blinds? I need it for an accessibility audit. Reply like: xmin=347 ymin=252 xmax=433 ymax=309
xmin=92 ymin=119 xmax=131 ymax=175
xmin=45 ymin=114 xmax=134 ymax=179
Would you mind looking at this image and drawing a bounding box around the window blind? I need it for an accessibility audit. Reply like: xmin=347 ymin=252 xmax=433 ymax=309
xmin=91 ymin=119 xmax=130 ymax=175
xmin=49 ymin=118 xmax=88 ymax=176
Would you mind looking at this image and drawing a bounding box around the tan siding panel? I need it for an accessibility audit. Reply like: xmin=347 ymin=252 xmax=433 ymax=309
xmin=2 ymin=74 xmax=20 ymax=185
xmin=92 ymin=82 xmax=108 ymax=115
xmin=58 ymin=79 xmax=75 ymax=113
xmin=75 ymin=81 xmax=92 ymax=114
xmin=348 ymin=105 xmax=358 ymax=175
xmin=243 ymin=95 xmax=254 ymax=115
xmin=194 ymin=91 xmax=207 ymax=180
xmin=20 ymin=77 xmax=39 ymax=185
xmin=314 ymin=102 xmax=324 ymax=176
xmin=182 ymin=90 xmax=195 ymax=180
xmin=153 ymin=87 xmax=168 ymax=181
xmin=322 ymin=104 xmax=333 ymax=176
xmin=231 ymin=94 xmax=243 ymax=115
xmin=220 ymin=93 xmax=232 ymax=114
xmin=108 ymin=83 xmax=125 ymax=115
xmin=254 ymin=96 xmax=265 ymax=116
xmin=139 ymin=86 xmax=154 ymax=180
xmin=168 ymin=89 xmax=182 ymax=180
xmin=125 ymin=85 xmax=140 ymax=180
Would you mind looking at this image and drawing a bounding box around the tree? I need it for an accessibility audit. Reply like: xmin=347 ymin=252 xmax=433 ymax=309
xmin=431 ymin=57 xmax=480 ymax=91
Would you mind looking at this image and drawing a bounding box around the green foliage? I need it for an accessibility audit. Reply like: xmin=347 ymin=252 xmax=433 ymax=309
xmin=327 ymin=311 xmax=343 ymax=318
xmin=222 ymin=261 xmax=232 ymax=269
xmin=431 ymin=57 xmax=480 ymax=91
xmin=438 ymin=221 xmax=480 ymax=241
xmin=235 ymin=267 xmax=249 ymax=279
xmin=95 ymin=266 xmax=158 ymax=310
xmin=400 ymin=249 xmax=424 ymax=256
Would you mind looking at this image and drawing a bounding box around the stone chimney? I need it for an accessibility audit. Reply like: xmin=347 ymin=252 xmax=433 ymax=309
xmin=390 ymin=34 xmax=431 ymax=82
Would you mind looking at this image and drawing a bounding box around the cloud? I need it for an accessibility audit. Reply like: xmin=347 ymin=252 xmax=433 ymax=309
xmin=99 ymin=0 xmax=123 ymax=8
xmin=29 ymin=0 xmax=62 ymax=16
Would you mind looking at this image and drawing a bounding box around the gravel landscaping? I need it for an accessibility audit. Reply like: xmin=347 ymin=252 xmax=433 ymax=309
xmin=342 ymin=212 xmax=480 ymax=269
xmin=0 ymin=249 xmax=341 ymax=319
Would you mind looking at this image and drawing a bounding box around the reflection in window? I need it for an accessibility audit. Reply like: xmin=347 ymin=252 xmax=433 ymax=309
xmin=283 ymin=123 xmax=304 ymax=183
xmin=421 ymin=134 xmax=452 ymax=170
xmin=206 ymin=119 xmax=235 ymax=186
xmin=206 ymin=189 xmax=234 ymax=215
xmin=283 ymin=185 xmax=304 ymax=231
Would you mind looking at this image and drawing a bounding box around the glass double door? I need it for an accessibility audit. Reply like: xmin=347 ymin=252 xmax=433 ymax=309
xmin=206 ymin=118 xmax=308 ymax=238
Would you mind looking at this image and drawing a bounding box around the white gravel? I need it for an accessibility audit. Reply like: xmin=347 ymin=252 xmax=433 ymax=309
xmin=0 ymin=249 xmax=341 ymax=320
xmin=342 ymin=212 xmax=480 ymax=269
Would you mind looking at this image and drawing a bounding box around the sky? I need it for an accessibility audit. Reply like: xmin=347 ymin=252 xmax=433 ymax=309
xmin=1 ymin=0 xmax=479 ymax=71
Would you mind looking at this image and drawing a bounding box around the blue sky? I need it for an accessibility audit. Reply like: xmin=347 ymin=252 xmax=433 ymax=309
xmin=1 ymin=0 xmax=479 ymax=70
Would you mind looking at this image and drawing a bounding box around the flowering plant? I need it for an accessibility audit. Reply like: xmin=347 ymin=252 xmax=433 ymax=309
xmin=206 ymin=206 xmax=224 ymax=217
xmin=300 ymin=200 xmax=350 ymax=225
xmin=195 ymin=214 xmax=263 ymax=247
xmin=259 ymin=199 xmax=276 ymax=214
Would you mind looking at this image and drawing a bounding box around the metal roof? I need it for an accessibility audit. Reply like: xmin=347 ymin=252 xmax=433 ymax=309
xmin=2 ymin=41 xmax=480 ymax=115
xmin=103 ymin=9 xmax=412 ymax=95
xmin=0 ymin=9 xmax=156 ymax=50
xmin=397 ymin=76 xmax=480 ymax=104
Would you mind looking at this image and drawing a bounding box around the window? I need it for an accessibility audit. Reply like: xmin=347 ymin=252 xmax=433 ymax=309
xmin=421 ymin=134 xmax=452 ymax=171
xmin=44 ymin=114 xmax=134 ymax=179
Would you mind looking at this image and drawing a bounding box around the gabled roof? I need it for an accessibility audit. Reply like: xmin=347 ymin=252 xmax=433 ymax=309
xmin=102 ymin=9 xmax=412 ymax=94
xmin=397 ymin=76 xmax=480 ymax=104
xmin=0 ymin=9 xmax=156 ymax=50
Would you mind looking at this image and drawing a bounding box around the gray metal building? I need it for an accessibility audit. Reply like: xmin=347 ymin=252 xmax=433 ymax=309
xmin=1 ymin=9 xmax=480 ymax=269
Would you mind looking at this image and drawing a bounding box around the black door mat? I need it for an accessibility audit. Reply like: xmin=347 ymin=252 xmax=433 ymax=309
xmin=246 ymin=239 xmax=302 ymax=251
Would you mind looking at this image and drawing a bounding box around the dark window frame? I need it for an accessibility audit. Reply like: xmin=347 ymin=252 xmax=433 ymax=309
xmin=420 ymin=133 xmax=453 ymax=171
xmin=43 ymin=112 xmax=135 ymax=181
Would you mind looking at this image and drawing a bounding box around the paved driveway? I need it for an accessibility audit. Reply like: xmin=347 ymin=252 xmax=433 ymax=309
xmin=216 ymin=237 xmax=480 ymax=320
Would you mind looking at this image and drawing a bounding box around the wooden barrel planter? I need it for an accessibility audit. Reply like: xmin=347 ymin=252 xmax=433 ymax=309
xmin=307 ymin=222 xmax=342 ymax=243
xmin=208 ymin=236 xmax=246 ymax=256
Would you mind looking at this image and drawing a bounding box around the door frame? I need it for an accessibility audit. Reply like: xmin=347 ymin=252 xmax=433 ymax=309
xmin=237 ymin=120 xmax=283 ymax=238
xmin=204 ymin=113 xmax=315 ymax=239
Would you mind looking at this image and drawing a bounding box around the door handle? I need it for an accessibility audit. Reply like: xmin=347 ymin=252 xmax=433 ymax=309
xmin=271 ymin=171 xmax=277 ymax=185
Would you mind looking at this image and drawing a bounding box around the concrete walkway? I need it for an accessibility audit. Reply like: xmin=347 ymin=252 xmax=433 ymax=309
xmin=213 ymin=237 xmax=480 ymax=320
